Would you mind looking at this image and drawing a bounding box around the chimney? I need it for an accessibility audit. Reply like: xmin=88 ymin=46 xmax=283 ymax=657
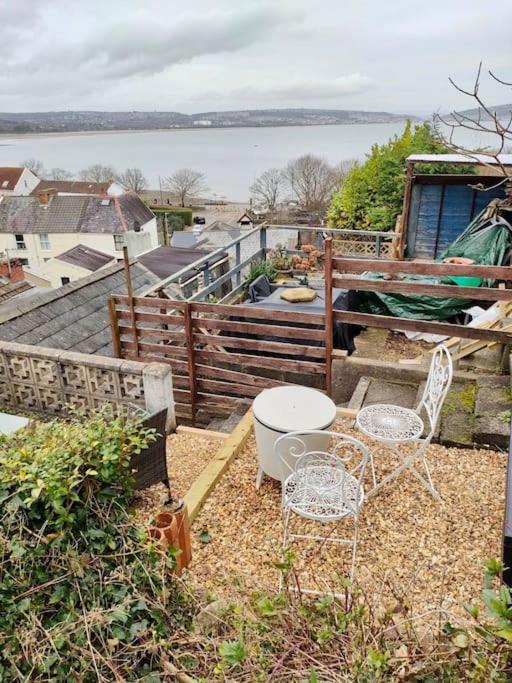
xmin=0 ymin=258 xmax=24 ymax=281
xmin=36 ymin=188 xmax=58 ymax=207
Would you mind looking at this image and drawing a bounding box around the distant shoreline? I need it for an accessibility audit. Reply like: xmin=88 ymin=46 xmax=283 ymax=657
xmin=0 ymin=119 xmax=414 ymax=140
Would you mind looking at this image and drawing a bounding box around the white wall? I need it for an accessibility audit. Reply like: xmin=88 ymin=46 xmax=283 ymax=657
xmin=0 ymin=168 xmax=40 ymax=197
xmin=32 ymin=258 xmax=115 ymax=289
xmin=0 ymin=216 xmax=159 ymax=270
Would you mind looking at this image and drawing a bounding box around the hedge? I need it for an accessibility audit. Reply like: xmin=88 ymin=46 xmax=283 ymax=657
xmin=149 ymin=206 xmax=193 ymax=226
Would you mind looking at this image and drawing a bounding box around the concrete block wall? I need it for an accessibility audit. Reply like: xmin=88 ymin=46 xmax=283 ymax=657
xmin=0 ymin=341 xmax=175 ymax=431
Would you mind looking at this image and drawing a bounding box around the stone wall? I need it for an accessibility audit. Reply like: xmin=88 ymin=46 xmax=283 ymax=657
xmin=0 ymin=341 xmax=175 ymax=431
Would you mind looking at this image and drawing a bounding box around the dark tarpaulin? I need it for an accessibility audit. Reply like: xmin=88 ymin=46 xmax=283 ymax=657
xmin=356 ymin=209 xmax=512 ymax=320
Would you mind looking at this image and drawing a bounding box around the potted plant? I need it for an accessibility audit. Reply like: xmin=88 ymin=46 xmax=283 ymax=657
xmin=268 ymin=244 xmax=293 ymax=275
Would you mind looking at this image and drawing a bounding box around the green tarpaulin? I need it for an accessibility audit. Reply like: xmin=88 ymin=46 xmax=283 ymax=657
xmin=357 ymin=209 xmax=512 ymax=320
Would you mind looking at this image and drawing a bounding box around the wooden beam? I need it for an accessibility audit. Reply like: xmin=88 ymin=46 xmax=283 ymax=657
xmin=184 ymin=409 xmax=254 ymax=522
xmin=108 ymin=297 xmax=122 ymax=358
xmin=334 ymin=309 xmax=512 ymax=343
xmin=176 ymin=425 xmax=228 ymax=440
xmin=332 ymin=257 xmax=512 ymax=281
xmin=332 ymin=276 xmax=512 ymax=302
xmin=324 ymin=237 xmax=333 ymax=397
xmin=399 ymin=161 xmax=414 ymax=258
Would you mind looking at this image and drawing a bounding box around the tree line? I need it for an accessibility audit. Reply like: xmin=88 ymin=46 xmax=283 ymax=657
xmin=249 ymin=155 xmax=356 ymax=213
xmin=19 ymin=158 xmax=209 ymax=206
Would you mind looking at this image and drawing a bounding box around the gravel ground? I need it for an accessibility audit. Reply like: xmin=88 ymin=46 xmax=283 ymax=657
xmin=132 ymin=432 xmax=220 ymax=526
xmin=189 ymin=421 xmax=506 ymax=618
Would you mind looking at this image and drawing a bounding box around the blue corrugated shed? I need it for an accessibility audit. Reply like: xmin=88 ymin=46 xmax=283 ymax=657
xmin=406 ymin=176 xmax=506 ymax=259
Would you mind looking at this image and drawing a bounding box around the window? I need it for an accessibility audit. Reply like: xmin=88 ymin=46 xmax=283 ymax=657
xmin=114 ymin=235 xmax=125 ymax=251
xmin=39 ymin=233 xmax=51 ymax=250
xmin=19 ymin=258 xmax=29 ymax=266
xmin=43 ymin=258 xmax=50 ymax=262
xmin=15 ymin=234 xmax=26 ymax=250
xmin=61 ymin=277 xmax=70 ymax=285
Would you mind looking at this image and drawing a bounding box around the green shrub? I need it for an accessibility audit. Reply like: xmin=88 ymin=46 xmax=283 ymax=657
xmin=327 ymin=120 xmax=474 ymax=231
xmin=168 ymin=214 xmax=185 ymax=232
xmin=150 ymin=206 xmax=193 ymax=226
xmin=0 ymin=409 xmax=192 ymax=681
xmin=243 ymin=260 xmax=276 ymax=290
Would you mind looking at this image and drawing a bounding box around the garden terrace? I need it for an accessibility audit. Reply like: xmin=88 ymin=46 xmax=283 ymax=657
xmin=133 ymin=412 xmax=507 ymax=622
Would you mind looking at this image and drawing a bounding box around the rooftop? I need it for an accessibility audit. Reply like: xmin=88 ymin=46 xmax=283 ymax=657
xmin=407 ymin=152 xmax=512 ymax=166
xmin=0 ymin=261 xmax=159 ymax=355
xmin=54 ymin=244 xmax=114 ymax=272
xmin=0 ymin=167 xmax=25 ymax=191
xmin=138 ymin=245 xmax=227 ymax=281
xmin=0 ymin=192 xmax=154 ymax=234
xmin=31 ymin=179 xmax=113 ymax=195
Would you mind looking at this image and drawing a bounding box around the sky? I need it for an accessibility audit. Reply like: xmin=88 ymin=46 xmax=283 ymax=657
xmin=1 ymin=0 xmax=511 ymax=116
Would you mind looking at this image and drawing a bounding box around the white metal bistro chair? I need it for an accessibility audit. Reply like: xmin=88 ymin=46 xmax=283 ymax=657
xmin=275 ymin=430 xmax=370 ymax=591
xmin=356 ymin=345 xmax=453 ymax=500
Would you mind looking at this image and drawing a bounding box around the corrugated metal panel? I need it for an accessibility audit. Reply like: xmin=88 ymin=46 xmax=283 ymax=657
xmin=410 ymin=184 xmax=442 ymax=259
xmin=436 ymin=185 xmax=473 ymax=256
xmin=407 ymin=178 xmax=506 ymax=259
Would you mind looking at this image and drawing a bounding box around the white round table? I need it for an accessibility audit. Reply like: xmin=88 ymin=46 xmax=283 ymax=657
xmin=253 ymin=386 xmax=336 ymax=487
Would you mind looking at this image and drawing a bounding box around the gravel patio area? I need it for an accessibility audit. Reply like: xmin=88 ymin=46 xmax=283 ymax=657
xmin=189 ymin=420 xmax=506 ymax=618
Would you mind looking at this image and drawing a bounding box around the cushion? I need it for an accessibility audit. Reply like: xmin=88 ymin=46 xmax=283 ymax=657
xmin=280 ymin=287 xmax=317 ymax=303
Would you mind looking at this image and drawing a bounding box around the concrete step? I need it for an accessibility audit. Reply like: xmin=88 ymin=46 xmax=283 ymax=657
xmin=473 ymin=375 xmax=511 ymax=449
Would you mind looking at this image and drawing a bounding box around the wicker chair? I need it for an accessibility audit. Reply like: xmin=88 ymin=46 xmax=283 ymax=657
xmin=130 ymin=408 xmax=170 ymax=491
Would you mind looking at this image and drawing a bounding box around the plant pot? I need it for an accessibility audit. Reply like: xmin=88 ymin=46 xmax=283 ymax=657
xmin=274 ymin=268 xmax=292 ymax=276
xmin=155 ymin=511 xmax=182 ymax=574
xmin=148 ymin=526 xmax=168 ymax=550
xmin=171 ymin=501 xmax=192 ymax=569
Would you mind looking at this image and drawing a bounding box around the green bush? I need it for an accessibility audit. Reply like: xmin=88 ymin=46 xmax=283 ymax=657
xmin=243 ymin=260 xmax=277 ymax=290
xmin=150 ymin=206 xmax=193 ymax=226
xmin=0 ymin=409 xmax=192 ymax=681
xmin=327 ymin=120 xmax=474 ymax=231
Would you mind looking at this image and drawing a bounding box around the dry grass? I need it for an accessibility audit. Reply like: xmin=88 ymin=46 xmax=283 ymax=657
xmin=189 ymin=421 xmax=506 ymax=618
xmin=132 ymin=431 xmax=219 ymax=526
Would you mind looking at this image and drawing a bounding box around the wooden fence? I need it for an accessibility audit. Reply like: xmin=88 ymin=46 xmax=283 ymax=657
xmin=324 ymin=245 xmax=512 ymax=345
xmin=110 ymin=295 xmax=328 ymax=422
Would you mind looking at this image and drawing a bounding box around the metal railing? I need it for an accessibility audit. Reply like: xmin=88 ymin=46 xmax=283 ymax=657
xmin=143 ymin=223 xmax=398 ymax=302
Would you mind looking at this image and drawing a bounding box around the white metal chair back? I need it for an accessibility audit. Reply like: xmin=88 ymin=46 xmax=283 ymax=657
xmin=274 ymin=430 xmax=369 ymax=518
xmin=415 ymin=345 xmax=453 ymax=436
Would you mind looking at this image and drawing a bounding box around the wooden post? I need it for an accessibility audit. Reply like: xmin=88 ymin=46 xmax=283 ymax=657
xmin=324 ymin=237 xmax=333 ymax=398
xmin=399 ymin=160 xmax=415 ymax=259
xmin=235 ymin=241 xmax=241 ymax=287
xmin=259 ymin=225 xmax=267 ymax=257
xmin=183 ymin=302 xmax=197 ymax=425
xmin=122 ymin=246 xmax=139 ymax=357
xmin=108 ymin=297 xmax=122 ymax=358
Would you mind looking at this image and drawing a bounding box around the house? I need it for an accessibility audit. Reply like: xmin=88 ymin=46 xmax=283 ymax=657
xmin=0 ymin=167 xmax=40 ymax=196
xmin=237 ymin=211 xmax=256 ymax=229
xmin=31 ymin=179 xmax=124 ymax=197
xmin=32 ymin=244 xmax=116 ymax=288
xmin=0 ymin=190 xmax=158 ymax=270
xmin=0 ymin=260 xmax=160 ymax=356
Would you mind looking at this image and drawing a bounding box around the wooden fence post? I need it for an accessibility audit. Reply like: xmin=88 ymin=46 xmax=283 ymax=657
xmin=324 ymin=237 xmax=333 ymax=398
xmin=122 ymin=246 xmax=139 ymax=357
xmin=183 ymin=302 xmax=197 ymax=425
xmin=108 ymin=297 xmax=122 ymax=358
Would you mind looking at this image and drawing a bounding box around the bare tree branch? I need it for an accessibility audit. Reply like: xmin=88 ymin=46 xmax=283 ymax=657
xmin=433 ymin=64 xmax=512 ymax=183
xmin=164 ymin=169 xmax=208 ymax=207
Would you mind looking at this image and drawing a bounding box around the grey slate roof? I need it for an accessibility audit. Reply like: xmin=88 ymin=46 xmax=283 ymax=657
xmin=0 ymin=262 xmax=160 ymax=356
xmin=55 ymin=244 xmax=114 ymax=272
xmin=0 ymin=192 xmax=154 ymax=234
xmin=31 ymin=180 xmax=112 ymax=195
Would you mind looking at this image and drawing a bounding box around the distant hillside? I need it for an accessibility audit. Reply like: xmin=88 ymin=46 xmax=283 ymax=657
xmin=0 ymin=108 xmax=418 ymax=134
xmin=453 ymin=103 xmax=512 ymax=120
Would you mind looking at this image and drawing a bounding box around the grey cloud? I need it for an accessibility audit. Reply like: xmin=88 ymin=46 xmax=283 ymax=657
xmin=191 ymin=74 xmax=373 ymax=104
xmin=15 ymin=6 xmax=299 ymax=81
